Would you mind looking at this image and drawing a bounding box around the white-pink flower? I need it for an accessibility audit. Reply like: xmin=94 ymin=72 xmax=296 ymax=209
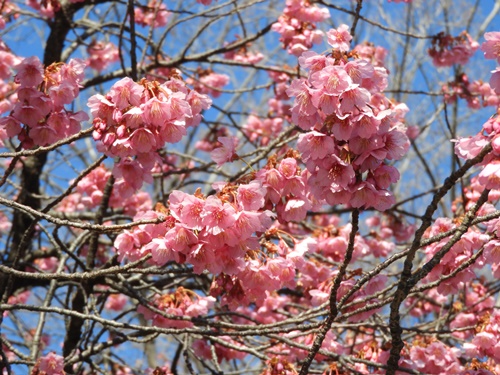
xmin=326 ymin=24 xmax=352 ymax=52
xmin=210 ymin=136 xmax=239 ymax=166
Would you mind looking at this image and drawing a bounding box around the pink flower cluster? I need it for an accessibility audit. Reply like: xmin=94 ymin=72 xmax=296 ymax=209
xmin=481 ymin=32 xmax=500 ymax=63
xmin=134 ymin=0 xmax=170 ymax=28
xmin=288 ymin=25 xmax=409 ymax=211
xmin=442 ymin=73 xmax=500 ymax=109
xmin=271 ymin=0 xmax=329 ymax=56
xmin=450 ymin=283 xmax=495 ymax=340
xmin=0 ymin=56 xmax=87 ymax=148
xmin=26 ymin=0 xmax=60 ymax=18
xmin=481 ymin=32 xmax=500 ymax=94
xmin=407 ymin=339 xmax=462 ymax=374
xmin=224 ymin=40 xmax=264 ymax=64
xmin=0 ymin=41 xmax=20 ymax=113
xmin=186 ymin=68 xmax=229 ymax=98
xmin=137 ymin=287 xmax=215 ymax=328
xmin=58 ymin=165 xmax=152 ymax=216
xmin=88 ymin=76 xmax=211 ymax=192
xmin=428 ymin=31 xmax=479 ymax=67
xmin=454 ymin=108 xmax=500 ymax=194
xmin=115 ymin=180 xmax=313 ymax=306
xmin=0 ymin=1 xmax=19 ymax=29
xmin=86 ymin=40 xmax=119 ymax=72
xmin=243 ymin=114 xmax=284 ymax=146
xmin=254 ymin=155 xmax=314 ymax=223
xmin=31 ymin=352 xmax=64 ymax=375
xmin=463 ymin=310 xmax=500 ymax=364
xmin=353 ymin=42 xmax=388 ymax=68
xmin=422 ymin=218 xmax=489 ymax=295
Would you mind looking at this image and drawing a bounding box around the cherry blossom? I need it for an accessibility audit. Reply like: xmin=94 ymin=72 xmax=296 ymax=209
xmin=31 ymin=352 xmax=64 ymax=375
xmin=481 ymin=31 xmax=500 ymax=63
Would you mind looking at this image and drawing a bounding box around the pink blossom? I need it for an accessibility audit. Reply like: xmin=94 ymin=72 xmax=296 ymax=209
xmin=297 ymin=131 xmax=336 ymax=161
xmin=105 ymin=294 xmax=128 ymax=311
xmin=15 ymin=56 xmax=44 ymax=87
xmin=490 ymin=67 xmax=500 ymax=94
xmin=135 ymin=0 xmax=170 ymax=27
xmin=477 ymin=161 xmax=500 ymax=190
xmin=201 ymin=196 xmax=236 ymax=235
xmin=34 ymin=352 xmax=64 ymax=375
xmin=237 ymin=181 xmax=266 ymax=210
xmin=326 ymin=24 xmax=352 ymax=52
xmin=310 ymin=65 xmax=352 ymax=95
xmin=210 ymin=136 xmax=239 ymax=166
xmin=454 ymin=133 xmax=489 ymax=159
xmin=481 ymin=31 xmax=500 ymax=63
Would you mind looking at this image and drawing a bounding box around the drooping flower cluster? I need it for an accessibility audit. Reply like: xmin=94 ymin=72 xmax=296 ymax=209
xmin=289 ymin=25 xmax=409 ymax=211
xmin=137 ymin=287 xmax=215 ymax=328
xmin=223 ymin=39 xmax=264 ymax=64
xmin=58 ymin=165 xmax=152 ymax=216
xmin=88 ymin=76 xmax=211 ymax=193
xmin=186 ymin=68 xmax=230 ymax=98
xmin=31 ymin=352 xmax=65 ymax=375
xmin=422 ymin=218 xmax=489 ymax=295
xmin=0 ymin=56 xmax=87 ymax=148
xmin=134 ymin=0 xmax=170 ymax=28
xmin=271 ymin=0 xmax=329 ymax=56
xmin=442 ymin=73 xmax=500 ymax=109
xmin=429 ymin=31 xmax=479 ymax=67
xmin=463 ymin=310 xmax=500 ymax=364
xmin=86 ymin=40 xmax=119 ymax=71
xmin=0 ymin=41 xmax=20 ymax=143
xmin=115 ymin=180 xmax=311 ymax=306
xmin=243 ymin=114 xmax=284 ymax=147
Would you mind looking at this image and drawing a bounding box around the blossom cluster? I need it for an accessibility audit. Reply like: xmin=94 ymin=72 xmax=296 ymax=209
xmin=288 ymin=25 xmax=410 ymax=211
xmin=428 ymin=31 xmax=479 ymax=67
xmin=58 ymin=165 xmax=152 ymax=216
xmin=421 ymin=218 xmax=489 ymax=295
xmin=224 ymin=40 xmax=264 ymax=64
xmin=31 ymin=352 xmax=64 ymax=375
xmin=0 ymin=39 xmax=20 ymax=132
xmin=0 ymin=0 xmax=19 ymax=29
xmin=0 ymin=56 xmax=87 ymax=148
xmin=137 ymin=287 xmax=215 ymax=328
xmin=463 ymin=310 xmax=500 ymax=363
xmin=442 ymin=73 xmax=500 ymax=109
xmin=186 ymin=68 xmax=230 ymax=98
xmin=86 ymin=40 xmax=119 ymax=72
xmin=271 ymin=0 xmax=329 ymax=56
xmin=115 ymin=180 xmax=313 ymax=308
xmin=88 ymin=76 xmax=211 ymax=193
xmin=135 ymin=0 xmax=170 ymax=28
